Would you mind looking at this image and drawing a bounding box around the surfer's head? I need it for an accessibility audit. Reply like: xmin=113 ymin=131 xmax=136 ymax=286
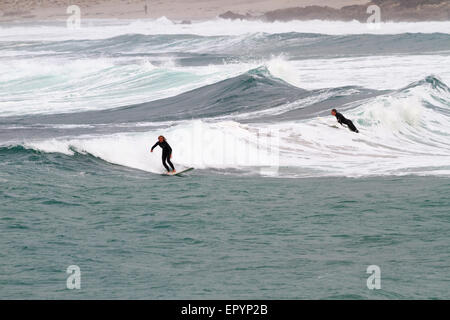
xmin=158 ymin=135 xmax=166 ymax=142
xmin=331 ymin=109 xmax=337 ymax=116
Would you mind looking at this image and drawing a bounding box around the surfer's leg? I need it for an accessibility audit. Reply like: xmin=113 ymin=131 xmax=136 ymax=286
xmin=161 ymin=151 xmax=170 ymax=172
xmin=167 ymin=152 xmax=175 ymax=171
xmin=346 ymin=120 xmax=358 ymax=133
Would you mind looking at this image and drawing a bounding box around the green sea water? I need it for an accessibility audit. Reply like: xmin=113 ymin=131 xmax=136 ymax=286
xmin=1 ymin=149 xmax=449 ymax=299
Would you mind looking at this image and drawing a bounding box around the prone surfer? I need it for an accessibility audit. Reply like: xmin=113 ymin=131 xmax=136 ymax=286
xmin=331 ymin=109 xmax=359 ymax=133
xmin=151 ymin=135 xmax=176 ymax=173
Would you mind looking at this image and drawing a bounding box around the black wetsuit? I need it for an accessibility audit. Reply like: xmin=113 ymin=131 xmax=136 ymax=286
xmin=151 ymin=140 xmax=175 ymax=172
xmin=335 ymin=112 xmax=359 ymax=133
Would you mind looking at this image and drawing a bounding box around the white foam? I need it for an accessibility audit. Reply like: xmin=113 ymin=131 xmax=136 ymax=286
xmin=2 ymin=53 xmax=449 ymax=117
xmin=26 ymin=120 xmax=280 ymax=174
xmin=266 ymin=55 xmax=303 ymax=87
xmin=0 ymin=56 xmax=254 ymax=116
xmin=290 ymin=55 xmax=450 ymax=90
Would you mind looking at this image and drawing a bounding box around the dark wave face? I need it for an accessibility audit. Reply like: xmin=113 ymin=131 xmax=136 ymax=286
xmin=0 ymin=66 xmax=389 ymax=141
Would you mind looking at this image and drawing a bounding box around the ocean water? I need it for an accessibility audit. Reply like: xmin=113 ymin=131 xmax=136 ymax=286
xmin=0 ymin=18 xmax=449 ymax=299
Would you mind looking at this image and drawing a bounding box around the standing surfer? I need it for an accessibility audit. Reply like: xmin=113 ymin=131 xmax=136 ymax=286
xmin=151 ymin=135 xmax=176 ymax=173
xmin=331 ymin=109 xmax=359 ymax=133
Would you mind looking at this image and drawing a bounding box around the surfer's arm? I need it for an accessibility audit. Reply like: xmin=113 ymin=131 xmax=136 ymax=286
xmin=150 ymin=142 xmax=159 ymax=152
xmin=336 ymin=114 xmax=345 ymax=126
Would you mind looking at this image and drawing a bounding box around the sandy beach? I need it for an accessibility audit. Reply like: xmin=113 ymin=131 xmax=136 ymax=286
xmin=0 ymin=0 xmax=370 ymax=22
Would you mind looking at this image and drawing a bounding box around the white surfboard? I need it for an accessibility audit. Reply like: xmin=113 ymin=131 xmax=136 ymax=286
xmin=165 ymin=167 xmax=194 ymax=176
xmin=317 ymin=116 xmax=340 ymax=129
xmin=318 ymin=117 xmax=359 ymax=132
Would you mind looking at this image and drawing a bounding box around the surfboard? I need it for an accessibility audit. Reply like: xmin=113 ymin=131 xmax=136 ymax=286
xmin=317 ymin=116 xmax=339 ymax=129
xmin=317 ymin=117 xmax=359 ymax=132
xmin=166 ymin=167 xmax=194 ymax=176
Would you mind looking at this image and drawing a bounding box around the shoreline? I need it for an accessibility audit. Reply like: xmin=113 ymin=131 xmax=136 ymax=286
xmin=0 ymin=1 xmax=369 ymax=23
xmin=2 ymin=0 xmax=449 ymax=24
